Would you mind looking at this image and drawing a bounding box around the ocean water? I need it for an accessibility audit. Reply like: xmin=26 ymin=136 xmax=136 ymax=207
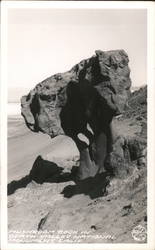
xmin=7 ymin=88 xmax=139 ymax=116
xmin=8 ymin=103 xmax=21 ymax=117
xmin=7 ymin=103 xmax=25 ymax=138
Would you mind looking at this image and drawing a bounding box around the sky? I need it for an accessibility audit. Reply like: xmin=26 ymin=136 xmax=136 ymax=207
xmin=7 ymin=8 xmax=147 ymax=101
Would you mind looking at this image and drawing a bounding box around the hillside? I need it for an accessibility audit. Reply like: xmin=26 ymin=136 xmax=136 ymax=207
xmin=8 ymin=85 xmax=147 ymax=243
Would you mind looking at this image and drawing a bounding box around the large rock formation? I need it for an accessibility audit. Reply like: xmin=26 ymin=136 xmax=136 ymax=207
xmin=21 ymin=50 xmax=131 ymax=180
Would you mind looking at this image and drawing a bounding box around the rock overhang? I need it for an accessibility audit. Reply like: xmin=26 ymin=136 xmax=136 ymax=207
xmin=21 ymin=49 xmax=132 ymax=137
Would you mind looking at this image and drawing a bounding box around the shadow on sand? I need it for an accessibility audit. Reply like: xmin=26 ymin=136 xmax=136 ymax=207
xmin=7 ymin=175 xmax=31 ymax=195
xmin=8 ymin=155 xmax=111 ymax=199
xmin=7 ymin=155 xmax=72 ymax=195
xmin=61 ymin=172 xmax=110 ymax=199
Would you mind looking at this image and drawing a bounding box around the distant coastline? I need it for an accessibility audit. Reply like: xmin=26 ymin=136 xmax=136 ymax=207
xmin=8 ymin=103 xmax=21 ymax=117
xmin=7 ymin=85 xmax=145 ymax=117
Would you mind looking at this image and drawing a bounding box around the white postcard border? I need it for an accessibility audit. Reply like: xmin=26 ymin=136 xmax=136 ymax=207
xmin=1 ymin=1 xmax=155 ymax=250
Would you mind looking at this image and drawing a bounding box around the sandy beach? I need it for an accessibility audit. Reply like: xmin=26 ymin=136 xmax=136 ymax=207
xmin=8 ymin=116 xmax=79 ymax=182
xmin=7 ymin=109 xmax=147 ymax=243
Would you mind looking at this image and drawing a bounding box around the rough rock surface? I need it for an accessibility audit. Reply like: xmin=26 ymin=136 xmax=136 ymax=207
xmin=8 ymin=85 xmax=147 ymax=243
xmin=124 ymin=86 xmax=147 ymax=121
xmin=21 ymin=50 xmax=131 ymax=180
xmin=108 ymin=86 xmax=147 ymax=178
xmin=21 ymin=50 xmax=131 ymax=136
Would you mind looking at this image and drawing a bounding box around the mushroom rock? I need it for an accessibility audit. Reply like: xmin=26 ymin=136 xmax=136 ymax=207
xmin=21 ymin=49 xmax=132 ymax=180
